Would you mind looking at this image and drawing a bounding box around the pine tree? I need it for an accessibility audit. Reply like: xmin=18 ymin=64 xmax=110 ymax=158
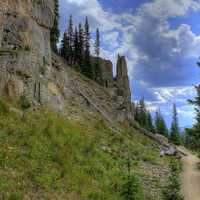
xmin=170 ymin=104 xmax=181 ymax=145
xmin=155 ymin=109 xmax=169 ymax=138
xmin=121 ymin=152 xmax=143 ymax=200
xmin=50 ymin=0 xmax=60 ymax=52
xmin=94 ymin=28 xmax=102 ymax=83
xmin=95 ymin=28 xmax=100 ymax=58
xmin=147 ymin=112 xmax=155 ymax=133
xmin=73 ymin=26 xmax=79 ymax=64
xmin=83 ymin=17 xmax=94 ymax=79
xmin=186 ymin=81 xmax=200 ymax=150
xmin=68 ymin=15 xmax=74 ymax=64
xmin=78 ymin=23 xmax=84 ymax=69
xmin=134 ymin=102 xmax=140 ymax=123
xmin=138 ymin=98 xmax=148 ymax=127
xmin=60 ymin=32 xmax=70 ymax=60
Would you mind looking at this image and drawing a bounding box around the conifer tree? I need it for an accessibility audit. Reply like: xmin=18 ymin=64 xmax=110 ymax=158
xmin=94 ymin=28 xmax=102 ymax=83
xmin=60 ymin=32 xmax=70 ymax=60
xmin=134 ymin=102 xmax=141 ymax=123
xmin=155 ymin=109 xmax=169 ymax=138
xmin=83 ymin=17 xmax=94 ymax=79
xmin=50 ymin=0 xmax=60 ymax=52
xmin=68 ymin=15 xmax=74 ymax=64
xmin=147 ymin=112 xmax=155 ymax=133
xmin=74 ymin=26 xmax=79 ymax=64
xmin=78 ymin=23 xmax=84 ymax=68
xmin=170 ymin=104 xmax=181 ymax=145
xmin=183 ymin=58 xmax=200 ymax=150
xmin=134 ymin=99 xmax=155 ymax=132
xmin=138 ymin=98 xmax=148 ymax=127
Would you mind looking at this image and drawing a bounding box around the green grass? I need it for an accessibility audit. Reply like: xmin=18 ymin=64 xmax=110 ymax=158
xmin=0 ymin=102 xmax=171 ymax=200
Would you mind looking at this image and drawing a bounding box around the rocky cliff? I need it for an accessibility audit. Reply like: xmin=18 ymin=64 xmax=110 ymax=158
xmin=0 ymin=1 xmax=179 ymax=157
xmin=0 ymin=2 xmax=178 ymax=199
xmin=0 ymin=0 xmax=134 ymax=126
xmin=0 ymin=0 xmax=54 ymax=102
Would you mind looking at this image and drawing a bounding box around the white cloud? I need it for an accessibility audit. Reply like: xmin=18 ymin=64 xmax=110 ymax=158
xmin=60 ymin=0 xmax=200 ymax=126
xmin=151 ymin=86 xmax=196 ymax=105
xmin=138 ymin=0 xmax=200 ymax=18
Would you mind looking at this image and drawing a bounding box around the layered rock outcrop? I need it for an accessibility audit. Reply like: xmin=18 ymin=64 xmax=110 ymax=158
xmin=115 ymin=55 xmax=133 ymax=122
xmin=100 ymin=58 xmax=113 ymax=88
xmin=0 ymin=0 xmax=54 ymax=101
xmin=0 ymin=0 xmax=133 ymax=125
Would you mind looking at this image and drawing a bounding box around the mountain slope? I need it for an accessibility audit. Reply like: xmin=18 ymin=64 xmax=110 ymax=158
xmin=0 ymin=102 xmax=172 ymax=200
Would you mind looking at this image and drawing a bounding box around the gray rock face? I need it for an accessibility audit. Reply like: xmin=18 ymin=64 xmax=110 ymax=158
xmin=100 ymin=59 xmax=113 ymax=88
xmin=0 ymin=0 xmax=54 ymax=101
xmin=115 ymin=55 xmax=133 ymax=122
xmin=0 ymin=1 xmax=134 ymax=126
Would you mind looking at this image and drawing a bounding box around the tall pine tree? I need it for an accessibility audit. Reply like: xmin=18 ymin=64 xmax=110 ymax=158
xmin=68 ymin=15 xmax=74 ymax=64
xmin=138 ymin=98 xmax=148 ymax=127
xmin=50 ymin=0 xmax=60 ymax=52
xmin=78 ymin=23 xmax=84 ymax=69
xmin=186 ymin=67 xmax=200 ymax=150
xmin=155 ymin=109 xmax=169 ymax=138
xmin=83 ymin=17 xmax=94 ymax=79
xmin=147 ymin=112 xmax=155 ymax=133
xmin=60 ymin=32 xmax=70 ymax=60
xmin=74 ymin=26 xmax=79 ymax=64
xmin=94 ymin=28 xmax=102 ymax=83
xmin=170 ymin=104 xmax=181 ymax=145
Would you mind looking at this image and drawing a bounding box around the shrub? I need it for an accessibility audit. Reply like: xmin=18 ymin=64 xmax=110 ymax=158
xmin=8 ymin=193 xmax=21 ymax=200
xmin=162 ymin=159 xmax=184 ymax=200
xmin=73 ymin=64 xmax=81 ymax=72
xmin=19 ymin=95 xmax=31 ymax=110
xmin=0 ymin=99 xmax=8 ymax=113
xmin=121 ymin=173 xmax=143 ymax=200
xmin=162 ymin=175 xmax=184 ymax=200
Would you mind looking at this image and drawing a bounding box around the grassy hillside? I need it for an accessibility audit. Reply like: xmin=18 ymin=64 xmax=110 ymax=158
xmin=0 ymin=101 xmax=172 ymax=200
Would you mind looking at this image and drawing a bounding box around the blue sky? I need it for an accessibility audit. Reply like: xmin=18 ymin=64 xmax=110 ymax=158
xmin=59 ymin=0 xmax=200 ymax=128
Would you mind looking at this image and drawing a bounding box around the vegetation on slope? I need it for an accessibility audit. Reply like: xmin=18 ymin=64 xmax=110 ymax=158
xmin=162 ymin=159 xmax=183 ymax=200
xmin=0 ymin=100 xmax=172 ymax=200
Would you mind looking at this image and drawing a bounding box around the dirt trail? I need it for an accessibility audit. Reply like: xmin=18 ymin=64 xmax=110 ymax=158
xmin=178 ymin=146 xmax=200 ymax=200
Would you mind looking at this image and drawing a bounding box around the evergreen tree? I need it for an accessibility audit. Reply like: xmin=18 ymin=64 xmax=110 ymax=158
xmin=138 ymin=98 xmax=148 ymax=127
xmin=134 ymin=102 xmax=140 ymax=123
xmin=94 ymin=28 xmax=102 ymax=83
xmin=147 ymin=112 xmax=155 ymax=133
xmin=73 ymin=26 xmax=79 ymax=64
xmin=78 ymin=23 xmax=84 ymax=69
xmin=170 ymin=104 xmax=181 ymax=145
xmin=50 ymin=0 xmax=60 ymax=52
xmin=134 ymin=98 xmax=155 ymax=133
xmin=121 ymin=153 xmax=143 ymax=200
xmin=155 ymin=109 xmax=169 ymax=138
xmin=60 ymin=32 xmax=70 ymax=60
xmin=68 ymin=15 xmax=74 ymax=64
xmin=83 ymin=17 xmax=94 ymax=79
xmin=187 ymin=81 xmax=200 ymax=150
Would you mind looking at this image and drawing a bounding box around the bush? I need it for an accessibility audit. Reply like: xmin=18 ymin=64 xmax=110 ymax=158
xmin=8 ymin=193 xmax=21 ymax=200
xmin=162 ymin=175 xmax=184 ymax=200
xmin=19 ymin=95 xmax=31 ymax=110
xmin=73 ymin=64 xmax=81 ymax=72
xmin=121 ymin=173 xmax=143 ymax=200
xmin=0 ymin=100 xmax=8 ymax=113
xmin=197 ymin=162 xmax=200 ymax=170
xmin=162 ymin=159 xmax=184 ymax=200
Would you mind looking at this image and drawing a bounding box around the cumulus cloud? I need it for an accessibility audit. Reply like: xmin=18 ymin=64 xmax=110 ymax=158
xmin=144 ymin=86 xmax=196 ymax=126
xmin=59 ymin=0 xmax=200 ymax=126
